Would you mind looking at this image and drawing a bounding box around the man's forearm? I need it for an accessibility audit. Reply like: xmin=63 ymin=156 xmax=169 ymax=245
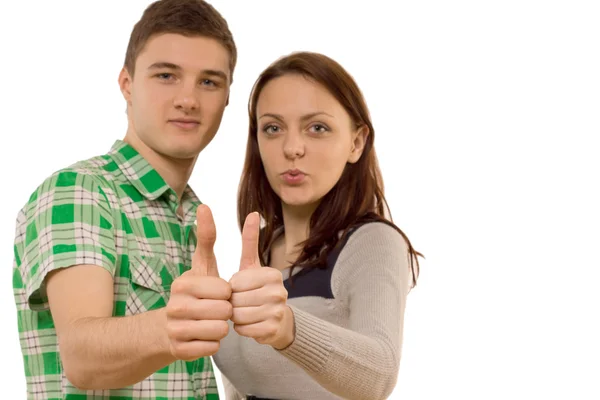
xmin=61 ymin=308 xmax=176 ymax=390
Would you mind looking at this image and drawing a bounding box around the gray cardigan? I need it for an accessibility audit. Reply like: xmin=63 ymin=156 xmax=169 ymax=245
xmin=212 ymin=222 xmax=411 ymax=399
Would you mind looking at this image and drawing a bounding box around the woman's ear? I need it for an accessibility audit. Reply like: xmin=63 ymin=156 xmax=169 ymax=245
xmin=348 ymin=125 xmax=369 ymax=163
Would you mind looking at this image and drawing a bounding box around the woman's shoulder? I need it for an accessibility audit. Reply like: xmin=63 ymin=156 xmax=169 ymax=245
xmin=330 ymin=221 xmax=411 ymax=296
xmin=342 ymin=221 xmax=408 ymax=253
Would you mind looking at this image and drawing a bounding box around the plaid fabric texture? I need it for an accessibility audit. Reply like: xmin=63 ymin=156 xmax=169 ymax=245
xmin=12 ymin=140 xmax=219 ymax=399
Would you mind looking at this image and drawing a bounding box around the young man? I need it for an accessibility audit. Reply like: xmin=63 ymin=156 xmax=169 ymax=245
xmin=12 ymin=0 xmax=237 ymax=398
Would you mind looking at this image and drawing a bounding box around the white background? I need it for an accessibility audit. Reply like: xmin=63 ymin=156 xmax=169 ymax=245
xmin=1 ymin=1 xmax=599 ymax=399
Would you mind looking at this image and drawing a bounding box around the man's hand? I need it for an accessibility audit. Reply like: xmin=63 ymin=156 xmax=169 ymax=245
xmin=165 ymin=204 xmax=233 ymax=360
xmin=229 ymin=212 xmax=295 ymax=349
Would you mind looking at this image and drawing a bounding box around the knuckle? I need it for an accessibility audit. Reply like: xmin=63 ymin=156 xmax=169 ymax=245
xmin=171 ymin=342 xmax=187 ymax=358
xmin=165 ymin=302 xmax=176 ymax=318
xmin=268 ymin=289 xmax=286 ymax=304
xmin=279 ymin=287 xmax=289 ymax=301
xmin=217 ymin=320 xmax=229 ymax=338
xmin=273 ymin=307 xmax=285 ymax=321
xmin=166 ymin=324 xmax=176 ymax=339
xmin=223 ymin=301 xmax=234 ymax=319
xmin=268 ymin=322 xmax=278 ymax=336
xmin=171 ymin=277 xmax=188 ymax=294
xmin=222 ymin=282 xmax=233 ymax=298
xmin=267 ymin=268 xmax=282 ymax=282
xmin=233 ymin=324 xmax=246 ymax=337
xmin=230 ymin=308 xmax=240 ymax=324
xmin=266 ymin=292 xmax=279 ymax=303
xmin=233 ymin=324 xmax=242 ymax=335
xmin=165 ymin=322 xmax=179 ymax=339
xmin=170 ymin=300 xmax=188 ymax=316
xmin=228 ymin=275 xmax=238 ymax=291
xmin=205 ymin=341 xmax=220 ymax=356
xmin=236 ymin=293 xmax=251 ymax=308
xmin=168 ymin=321 xmax=188 ymax=340
xmin=208 ymin=278 xmax=231 ymax=299
xmin=229 ymin=293 xmax=239 ymax=307
xmin=256 ymin=336 xmax=267 ymax=345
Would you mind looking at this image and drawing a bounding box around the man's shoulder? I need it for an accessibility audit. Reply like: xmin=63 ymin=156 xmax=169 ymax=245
xmin=59 ymin=152 xmax=121 ymax=187
xmin=18 ymin=152 xmax=123 ymax=215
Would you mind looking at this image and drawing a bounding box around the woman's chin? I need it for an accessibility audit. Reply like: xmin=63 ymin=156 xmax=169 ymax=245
xmin=278 ymin=189 xmax=311 ymax=207
xmin=280 ymin=196 xmax=322 ymax=215
xmin=281 ymin=198 xmax=310 ymax=207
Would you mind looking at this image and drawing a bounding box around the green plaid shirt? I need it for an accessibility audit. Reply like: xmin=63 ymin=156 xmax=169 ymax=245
xmin=12 ymin=140 xmax=219 ymax=399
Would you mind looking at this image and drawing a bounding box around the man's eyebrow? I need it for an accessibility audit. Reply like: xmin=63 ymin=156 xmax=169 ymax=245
xmin=148 ymin=62 xmax=181 ymax=70
xmin=258 ymin=111 xmax=334 ymax=121
xmin=147 ymin=62 xmax=227 ymax=81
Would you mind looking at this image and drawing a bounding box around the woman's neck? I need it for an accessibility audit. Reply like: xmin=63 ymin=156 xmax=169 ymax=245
xmin=277 ymin=202 xmax=318 ymax=262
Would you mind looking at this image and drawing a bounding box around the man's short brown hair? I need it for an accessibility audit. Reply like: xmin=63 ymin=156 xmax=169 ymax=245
xmin=124 ymin=0 xmax=237 ymax=81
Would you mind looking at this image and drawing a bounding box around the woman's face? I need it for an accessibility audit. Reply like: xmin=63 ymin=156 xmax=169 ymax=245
xmin=256 ymin=74 xmax=367 ymax=211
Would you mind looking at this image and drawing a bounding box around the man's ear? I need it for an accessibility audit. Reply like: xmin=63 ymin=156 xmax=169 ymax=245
xmin=348 ymin=124 xmax=369 ymax=163
xmin=118 ymin=67 xmax=133 ymax=104
xmin=225 ymin=76 xmax=233 ymax=106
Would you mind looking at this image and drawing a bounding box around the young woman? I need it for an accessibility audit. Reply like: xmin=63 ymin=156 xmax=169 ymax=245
xmin=213 ymin=51 xmax=422 ymax=400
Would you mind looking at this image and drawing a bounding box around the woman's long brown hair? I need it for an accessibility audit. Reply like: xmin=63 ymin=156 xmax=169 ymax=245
xmin=237 ymin=51 xmax=422 ymax=288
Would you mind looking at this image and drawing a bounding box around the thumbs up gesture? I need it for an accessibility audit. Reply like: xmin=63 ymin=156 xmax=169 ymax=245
xmin=229 ymin=212 xmax=295 ymax=350
xmin=165 ymin=205 xmax=233 ymax=361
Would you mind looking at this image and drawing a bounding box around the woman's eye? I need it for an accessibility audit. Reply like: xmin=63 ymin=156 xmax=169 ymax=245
xmin=264 ymin=125 xmax=280 ymax=134
xmin=310 ymin=124 xmax=328 ymax=133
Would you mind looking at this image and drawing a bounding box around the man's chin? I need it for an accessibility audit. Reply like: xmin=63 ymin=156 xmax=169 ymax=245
xmin=161 ymin=148 xmax=200 ymax=161
xmin=147 ymin=141 xmax=197 ymax=161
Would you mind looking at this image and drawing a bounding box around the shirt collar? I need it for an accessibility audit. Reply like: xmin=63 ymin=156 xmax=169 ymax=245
xmin=107 ymin=140 xmax=202 ymax=221
xmin=107 ymin=140 xmax=172 ymax=200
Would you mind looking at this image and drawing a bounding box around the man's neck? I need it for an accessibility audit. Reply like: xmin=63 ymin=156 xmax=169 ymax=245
xmin=123 ymin=130 xmax=197 ymax=199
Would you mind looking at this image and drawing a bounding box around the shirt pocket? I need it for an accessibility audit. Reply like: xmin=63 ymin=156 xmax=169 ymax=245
xmin=126 ymin=254 xmax=174 ymax=315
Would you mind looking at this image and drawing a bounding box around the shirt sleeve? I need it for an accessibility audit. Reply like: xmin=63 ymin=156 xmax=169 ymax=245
xmin=277 ymin=222 xmax=411 ymax=400
xmin=13 ymin=170 xmax=118 ymax=312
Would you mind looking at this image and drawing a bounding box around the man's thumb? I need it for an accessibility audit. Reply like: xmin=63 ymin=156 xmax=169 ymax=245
xmin=192 ymin=204 xmax=217 ymax=275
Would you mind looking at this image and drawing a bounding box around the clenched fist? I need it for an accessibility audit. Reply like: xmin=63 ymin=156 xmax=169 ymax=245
xmin=165 ymin=204 xmax=232 ymax=361
xmin=229 ymin=212 xmax=295 ymax=350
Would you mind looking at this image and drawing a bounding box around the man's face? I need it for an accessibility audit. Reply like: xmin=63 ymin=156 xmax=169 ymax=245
xmin=120 ymin=33 xmax=231 ymax=160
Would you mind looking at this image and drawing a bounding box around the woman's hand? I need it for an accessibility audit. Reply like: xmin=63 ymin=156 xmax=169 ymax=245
xmin=228 ymin=212 xmax=295 ymax=349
